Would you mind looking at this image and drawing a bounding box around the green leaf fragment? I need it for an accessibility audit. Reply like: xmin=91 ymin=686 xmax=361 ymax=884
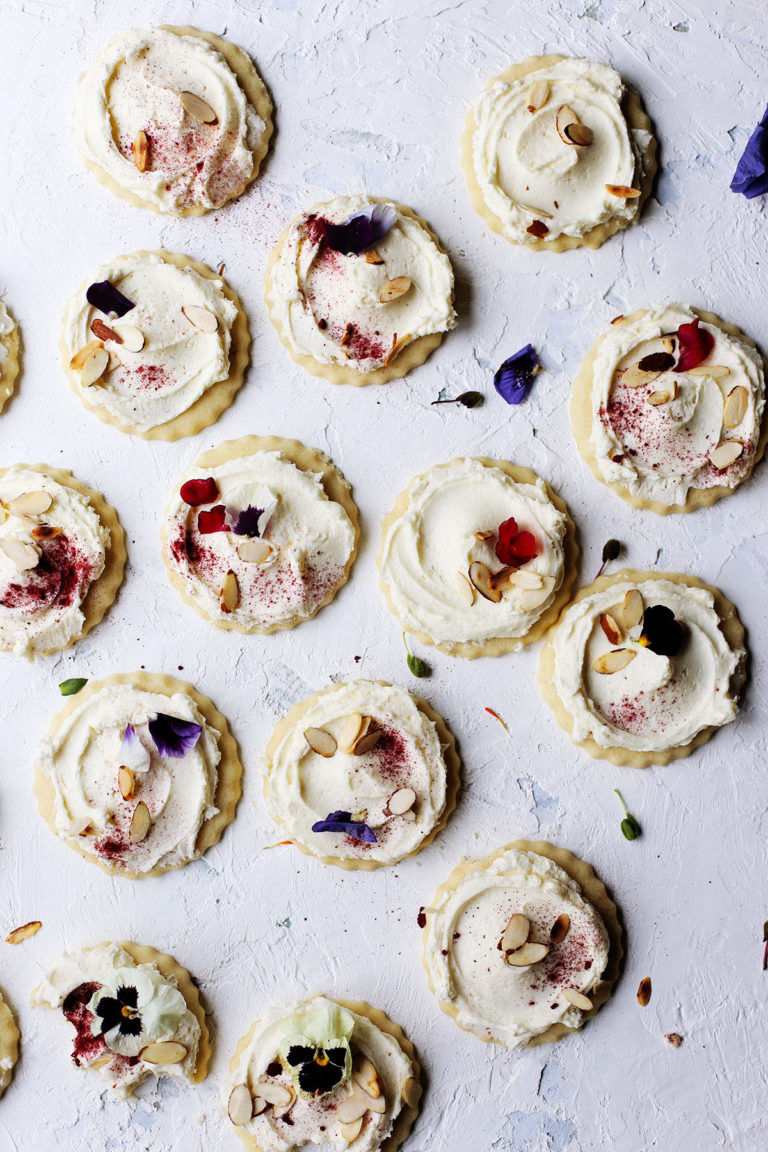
xmin=59 ymin=678 xmax=88 ymax=696
xmin=407 ymin=654 xmax=431 ymax=678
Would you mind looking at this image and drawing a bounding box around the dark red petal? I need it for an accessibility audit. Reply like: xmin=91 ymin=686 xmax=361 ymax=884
xmin=197 ymin=505 xmax=227 ymax=533
xmin=496 ymin=517 xmax=519 ymax=545
xmin=675 ymin=317 xmax=715 ymax=372
xmin=180 ymin=477 xmax=219 ymax=506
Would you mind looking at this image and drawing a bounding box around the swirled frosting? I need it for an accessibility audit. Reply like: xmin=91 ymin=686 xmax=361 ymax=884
xmin=265 ymin=681 xmax=448 ymax=865
xmin=166 ymin=449 xmax=356 ymax=630
xmin=0 ymin=301 xmax=15 ymax=380
xmin=31 ymin=943 xmax=201 ymax=1097
xmin=471 ymin=58 xmax=650 ymax=244
xmin=63 ymin=253 xmax=238 ymax=433
xmin=424 ymin=848 xmax=610 ymax=1047
xmin=226 ymin=996 xmax=414 ymax=1152
xmin=73 ymin=27 xmax=267 ymax=213
xmin=379 ymin=458 xmax=568 ymax=648
xmin=550 ymin=576 xmax=744 ymax=752
xmin=268 ymin=195 xmax=456 ymax=373
xmin=37 ymin=683 xmax=220 ymax=872
xmin=0 ymin=465 xmax=109 ymax=656
xmin=589 ymin=305 xmax=765 ymax=505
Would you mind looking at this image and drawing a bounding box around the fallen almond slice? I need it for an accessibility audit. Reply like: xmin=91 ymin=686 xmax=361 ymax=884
xmin=708 ymin=440 xmax=743 ymax=470
xmin=504 ymin=941 xmax=549 ymax=967
xmin=129 ymin=800 xmax=151 ymax=844
xmin=637 ymin=976 xmax=652 ymax=1007
xmin=455 ymin=571 xmax=476 ymax=606
xmin=620 ymin=588 xmax=644 ymax=630
xmin=386 ymin=787 xmax=416 ymax=816
xmin=132 ymin=129 xmax=149 ymax=172
xmin=353 ymin=1054 xmax=382 ymax=1099
xmin=113 ymin=324 xmax=145 ymax=352
xmin=340 ymin=1118 xmax=364 ymax=1141
xmin=91 ymin=318 xmax=122 ymax=344
xmin=647 ymin=385 xmax=675 ymax=405
xmin=723 ymin=386 xmax=748 ymax=429
xmin=237 ymin=537 xmax=274 ymax=564
xmin=605 ymin=184 xmax=641 ymax=198
xmin=0 ymin=538 xmax=40 ymax=571
xmin=600 ymin=612 xmax=623 ymax=646
xmin=80 ymin=346 xmax=110 ymax=387
xmin=31 ymin=525 xmax=62 ymax=542
xmin=401 ymin=1076 xmax=420 ymax=1107
xmin=379 ymin=276 xmax=411 ymax=303
xmin=621 ymin=363 xmax=661 ymax=389
xmin=563 ymin=987 xmax=593 ymax=1011
xmin=5 ymin=920 xmax=42 ymax=945
xmin=550 ymin=913 xmax=571 ymax=943
xmin=468 ymin=561 xmax=501 ymax=603
xmin=688 ymin=364 xmax=730 ymax=378
xmin=220 ymin=570 xmax=239 ymax=613
xmin=139 ymin=1040 xmax=187 ymax=1065
xmin=526 ymin=78 xmax=550 ymax=112
xmin=70 ymin=339 xmax=103 ymax=370
xmin=118 ymin=767 xmax=135 ymax=800
xmin=353 ymin=725 xmax=382 ymax=755
xmin=501 ymin=913 xmax=530 ymax=953
xmin=593 ymin=648 xmax=636 ymax=674
xmin=179 ymin=90 xmax=218 ymax=123
xmin=8 ymin=490 xmax=52 ymax=516
xmin=256 ymin=1080 xmax=294 ymax=1107
xmin=182 ymin=304 xmax=219 ymax=333
xmin=228 ymin=1083 xmax=253 ymax=1126
xmin=365 ymin=249 xmax=384 ymax=265
xmin=304 ymin=726 xmax=337 ymax=757
xmin=338 ymin=712 xmax=365 ymax=753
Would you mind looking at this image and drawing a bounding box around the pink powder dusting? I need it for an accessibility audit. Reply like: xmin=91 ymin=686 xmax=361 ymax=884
xmin=0 ymin=534 xmax=93 ymax=616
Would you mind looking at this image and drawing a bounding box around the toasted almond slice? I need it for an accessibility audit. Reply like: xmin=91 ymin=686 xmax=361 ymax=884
xmin=129 ymin=800 xmax=151 ymax=844
xmin=621 ymin=363 xmax=661 ymax=389
xmin=0 ymin=538 xmax=40 ymax=571
xmin=118 ymin=766 xmax=135 ymax=800
xmin=647 ymin=384 xmax=676 ymax=405
xmin=550 ymin=913 xmax=571 ymax=943
xmin=564 ymin=122 xmax=593 ymax=146
xmin=91 ymin=318 xmax=122 ymax=344
xmin=468 ymin=561 xmax=501 ymax=603
xmin=688 ymin=364 xmax=730 ymax=378
xmin=132 ymin=129 xmax=149 ymax=172
xmin=379 ymin=276 xmax=411 ymax=303
xmin=70 ymin=339 xmax=103 ymax=369
xmin=620 ymin=588 xmax=644 ymax=630
xmin=353 ymin=726 xmax=382 ymax=755
xmin=563 ymin=987 xmax=593 ymax=1010
xmin=526 ymin=78 xmax=550 ymax=112
xmin=708 ymin=440 xmax=743 ymax=470
xmin=304 ymin=726 xmax=337 ymax=757
xmin=637 ymin=976 xmax=652 ymax=1007
xmin=340 ymin=1118 xmax=364 ymax=1141
xmin=340 ymin=323 xmax=354 ymax=347
xmin=237 ymin=537 xmax=274 ymax=565
xmin=256 ymin=1080 xmax=294 ymax=1107
xmin=593 ymin=648 xmax=636 ymax=674
xmin=182 ymin=304 xmax=219 ymax=332
xmin=515 ymin=575 xmax=555 ymax=610
xmin=605 ymin=184 xmax=641 ymax=198
xmin=489 ymin=565 xmax=516 ymax=592
xmin=386 ymin=787 xmax=416 ymax=816
xmin=336 ymin=1084 xmax=370 ymax=1124
xmin=501 ymin=913 xmax=530 ymax=953
xmin=220 ymin=570 xmax=239 ymax=613
xmin=723 ymin=386 xmax=748 ymax=429
xmin=504 ymin=941 xmax=549 ymax=967
xmin=353 ymin=1054 xmax=382 ymax=1099
xmin=179 ymin=90 xmax=218 ymax=123
xmin=31 ymin=524 xmax=62 ymax=542
xmin=509 ymin=568 xmax=543 ymax=591
xmin=555 ymin=103 xmax=580 ymax=142
xmin=600 ymin=612 xmax=623 ymax=646
xmin=5 ymin=920 xmax=42 ymax=945
xmin=140 ymin=1040 xmax=187 ymax=1065
xmin=228 ymin=1083 xmax=253 ymax=1126
xmin=365 ymin=249 xmax=384 ymax=265
xmin=401 ymin=1076 xmax=420 ymax=1108
xmin=473 ymin=529 xmax=494 ymax=541
xmin=80 ymin=346 xmax=110 ymax=387
xmin=455 ymin=571 xmax=476 ymax=606
xmin=113 ymin=324 xmax=145 ymax=352
xmin=338 ymin=712 xmax=365 ymax=753
xmin=611 ymin=314 xmax=625 ymax=325
xmin=8 ymin=490 xmax=52 ymax=516
xmin=383 ymin=331 xmax=410 ymax=366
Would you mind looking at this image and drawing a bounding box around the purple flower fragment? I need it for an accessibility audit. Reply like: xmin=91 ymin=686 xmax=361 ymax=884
xmin=323 ymin=204 xmax=397 ymax=255
xmin=86 ymin=280 xmax=135 ymax=317
xmin=311 ymin=810 xmax=377 ymax=843
xmin=233 ymin=505 xmax=264 ymax=537
xmin=493 ymin=344 xmax=540 ymax=404
xmin=148 ymin=713 xmax=202 ymax=758
xmin=730 ymin=104 xmax=768 ymax=198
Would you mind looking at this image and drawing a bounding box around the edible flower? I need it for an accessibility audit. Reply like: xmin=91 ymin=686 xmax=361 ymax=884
xmin=730 ymin=104 xmax=768 ymax=199
xmin=85 ymin=280 xmax=135 ymax=318
xmin=148 ymin=713 xmax=202 ymax=758
xmin=233 ymin=505 xmax=265 ymax=537
xmin=323 ymin=203 xmax=397 ymax=255
xmin=495 ymin=517 xmax=537 ymax=566
xmin=88 ymin=967 xmax=187 ymax=1057
xmin=197 ymin=505 xmax=228 ymax=534
xmin=279 ymin=1002 xmax=354 ymax=1097
xmin=180 ymin=478 xmax=219 ymax=506
xmin=639 ymin=605 xmax=685 ymax=657
xmin=675 ymin=317 xmax=714 ymax=373
xmin=493 ymin=344 xmax=540 ymax=404
xmin=311 ymin=810 xmax=377 ymax=843
xmin=120 ymin=724 xmax=151 ymax=774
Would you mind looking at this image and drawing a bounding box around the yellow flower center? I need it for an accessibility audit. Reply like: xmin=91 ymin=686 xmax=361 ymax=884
xmin=121 ymin=1005 xmax=136 ymax=1019
xmin=315 ymin=1052 xmax=329 ymax=1067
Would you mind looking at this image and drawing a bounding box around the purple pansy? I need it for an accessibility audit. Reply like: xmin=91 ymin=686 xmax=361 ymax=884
xmin=323 ymin=204 xmax=397 ymax=255
xmin=148 ymin=713 xmax=202 ymax=758
xmin=730 ymin=104 xmax=768 ymax=199
xmin=86 ymin=280 xmax=135 ymax=317
xmin=493 ymin=344 xmax=540 ymax=404
xmin=311 ymin=810 xmax=377 ymax=843
xmin=233 ymin=505 xmax=264 ymax=537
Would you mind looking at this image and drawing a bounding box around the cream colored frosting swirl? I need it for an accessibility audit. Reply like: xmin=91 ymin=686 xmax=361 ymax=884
xmin=226 ymin=996 xmax=414 ymax=1152
xmin=269 ymin=195 xmax=456 ymax=372
xmin=472 ymin=58 xmax=649 ymax=243
xmin=551 ymin=577 xmax=744 ymax=752
xmin=265 ymin=681 xmax=448 ymax=865
xmin=425 ymin=848 xmax=610 ymax=1047
xmin=590 ymin=305 xmax=765 ymax=505
xmin=31 ymin=943 xmax=200 ymax=1097
xmin=0 ymin=465 xmax=108 ymax=656
xmin=379 ymin=458 xmax=567 ymax=648
xmin=63 ymin=253 xmax=237 ymax=433
xmin=166 ymin=449 xmax=356 ymax=630
xmin=73 ymin=27 xmax=266 ymax=213
xmin=37 ymin=683 xmax=220 ymax=872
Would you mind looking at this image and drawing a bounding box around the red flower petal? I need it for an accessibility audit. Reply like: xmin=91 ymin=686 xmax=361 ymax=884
xmin=675 ymin=317 xmax=715 ymax=372
xmin=197 ymin=505 xmax=227 ymax=533
xmin=180 ymin=477 xmax=219 ymax=506
xmin=494 ymin=518 xmax=538 ymax=566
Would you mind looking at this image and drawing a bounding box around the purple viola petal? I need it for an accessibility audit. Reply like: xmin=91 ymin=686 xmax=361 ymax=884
xmin=323 ymin=204 xmax=397 ymax=255
xmin=148 ymin=713 xmax=202 ymax=758
xmin=731 ymin=104 xmax=768 ymax=199
xmin=493 ymin=344 xmax=540 ymax=404
xmin=86 ymin=280 xmax=135 ymax=318
xmin=232 ymin=505 xmax=264 ymax=537
xmin=311 ymin=810 xmax=377 ymax=843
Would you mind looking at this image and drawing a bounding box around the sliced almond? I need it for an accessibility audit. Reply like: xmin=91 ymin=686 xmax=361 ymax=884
xmin=107 ymin=348 xmax=121 ymax=371
xmin=353 ymin=725 xmax=382 ymax=755
xmin=237 ymin=537 xmax=274 ymax=564
xmin=304 ymin=726 xmax=337 ymax=757
xmin=340 ymin=1118 xmax=364 ymax=1141
xmin=526 ymin=78 xmax=550 ymax=112
xmin=637 ymin=976 xmax=652 ymax=1007
xmin=504 ymin=941 xmax=550 ymax=967
xmin=473 ymin=530 xmax=493 ymax=541
xmin=600 ymin=612 xmax=623 ymax=646
xmin=708 ymin=440 xmax=743 ymax=470
xmin=179 ymin=90 xmax=218 ymax=123
xmin=647 ymin=383 xmax=676 ymax=405
xmin=550 ymin=913 xmax=571 ymax=943
xmin=379 ymin=276 xmax=411 ymax=303
xmin=365 ymin=249 xmax=384 ymax=265
xmin=518 ymin=202 xmax=554 ymax=219
xmin=383 ymin=331 xmax=410 ymax=366
xmin=338 ymin=712 xmax=365 ymax=753
xmin=70 ymin=339 xmax=103 ymax=370
xmin=723 ymin=386 xmax=748 ymax=429
xmin=8 ymin=490 xmax=52 ymax=516
xmin=132 ymin=129 xmax=149 ymax=172
xmin=386 ymin=787 xmax=416 ymax=816
xmin=220 ymin=570 xmax=239 ymax=613
xmin=113 ymin=324 xmax=145 ymax=352
xmin=5 ymin=920 xmax=42 ymax=945
xmin=129 ymin=800 xmax=151 ymax=844
xmin=256 ymin=1080 xmax=294 ymax=1107
xmin=489 ymin=565 xmax=517 ymax=592
xmin=353 ymin=1054 xmax=382 ymax=1099
xmin=621 ymin=363 xmax=661 ymax=389
xmin=118 ymin=767 xmax=135 ymax=800
xmin=564 ymin=122 xmax=593 ymax=146
xmin=501 ymin=913 xmax=530 ymax=953
xmin=509 ymin=569 xmax=544 ymax=591
xmin=468 ymin=561 xmax=501 ymax=603
xmin=688 ymin=364 xmax=730 ymax=378
xmin=555 ymin=104 xmax=580 ymax=143
xmin=252 ymin=1096 xmax=267 ymax=1115
xmin=563 ymin=987 xmax=593 ymax=1011
xmin=182 ymin=304 xmax=219 ymax=333
xmin=605 ymin=184 xmax=641 ymax=198
xmin=139 ymin=1040 xmax=187 ymax=1065
xmin=620 ymin=588 xmax=644 ymax=630
xmin=592 ymin=648 xmax=636 ymax=674
xmin=336 ymin=1084 xmax=370 ymax=1124
xmin=514 ymin=575 xmax=556 ymax=610
xmin=272 ymin=1085 xmax=296 ymax=1118
xmin=228 ymin=1083 xmax=253 ymax=1126
xmin=0 ymin=538 xmax=40 ymax=571
xmin=31 ymin=524 xmax=62 ymax=542
xmin=401 ymin=1076 xmax=420 ymax=1108
xmin=80 ymin=346 xmax=110 ymax=387
xmin=340 ymin=323 xmax=354 ymax=348
xmin=91 ymin=318 xmax=122 ymax=344
xmin=455 ymin=571 xmax=475 ymax=607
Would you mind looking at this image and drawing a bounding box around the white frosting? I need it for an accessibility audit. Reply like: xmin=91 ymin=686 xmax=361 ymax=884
xmin=32 ymin=943 xmax=201 ymax=1097
xmin=226 ymin=996 xmax=413 ymax=1152
xmin=73 ymin=27 xmax=266 ymax=213
xmin=0 ymin=465 xmax=108 ymax=656
xmin=425 ymin=848 xmax=610 ymax=1048
xmin=551 ymin=577 xmax=744 ymax=752
xmin=265 ymin=681 xmax=448 ymax=865
xmin=166 ymin=449 xmax=356 ymax=630
xmin=63 ymin=253 xmax=237 ymax=433
xmin=37 ymin=683 xmax=220 ymax=872
xmin=0 ymin=301 xmax=13 ymax=372
xmin=472 ymin=58 xmax=649 ymax=243
xmin=379 ymin=458 xmax=567 ymax=648
xmin=589 ymin=304 xmax=765 ymax=505
xmin=269 ymin=195 xmax=455 ymax=372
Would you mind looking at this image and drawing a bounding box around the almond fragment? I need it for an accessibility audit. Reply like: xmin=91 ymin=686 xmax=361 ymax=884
xmin=220 ymin=570 xmax=239 ymax=613
xmin=526 ymin=79 xmax=550 ymax=112
xmin=688 ymin=364 xmax=730 ymax=378
xmin=237 ymin=538 xmax=274 ymax=565
xmin=474 ymin=530 xmax=494 ymax=541
xmin=555 ymin=104 xmax=580 ymax=143
xmin=620 ymin=588 xmax=644 ymax=630
xmin=272 ymin=1084 xmax=297 ymax=1118
xmin=550 ymin=913 xmax=571 ymax=943
xmin=504 ymin=941 xmax=549 ymax=967
xmin=132 ymin=129 xmax=149 ymax=172
xmin=647 ymin=382 xmax=677 ymax=405
xmin=468 ymin=561 xmax=501 ymax=603
xmin=353 ymin=1054 xmax=382 ymax=1099
xmin=518 ymin=202 xmax=554 ymax=219
xmin=91 ymin=318 xmax=122 ymax=344
xmin=340 ymin=1118 xmax=364 ymax=1141
xmin=665 ymin=1032 xmax=683 ymax=1047
xmin=365 ymin=249 xmax=384 ymax=265
xmin=139 ymin=1040 xmax=187 ymax=1065
xmin=353 ymin=724 xmax=382 ymax=755
xmin=564 ymin=122 xmax=593 ymax=146
xmin=489 ymin=565 xmax=517 ymax=592
xmin=723 ymin=386 xmax=748 ymax=429
xmin=252 ymin=1096 xmax=268 ymax=1115
xmin=611 ymin=315 xmax=625 ymax=325
xmin=336 ymin=1083 xmax=371 ymax=1124
xmin=228 ymin=1083 xmax=253 ymax=1126
xmin=8 ymin=490 xmax=52 ymax=516
xmin=621 ymin=363 xmax=661 ymax=389
xmin=179 ymin=90 xmax=218 ymax=123
xmin=455 ymin=571 xmax=475 ymax=607
xmin=401 ymin=1076 xmax=420 ymax=1108
xmin=0 ymin=538 xmax=40 ymax=571
xmin=593 ymin=648 xmax=636 ymax=674
xmin=501 ymin=913 xmax=530 ymax=953
xmin=255 ymin=1081 xmax=294 ymax=1107
xmin=708 ymin=440 xmax=743 ymax=470
xmin=304 ymin=726 xmax=337 ymax=757
xmin=118 ymin=767 xmax=135 ymax=800
xmin=563 ymin=987 xmax=593 ymax=1010
xmin=637 ymin=976 xmax=652 ymax=1007
xmin=31 ymin=524 xmax=62 ymax=542
xmin=600 ymin=612 xmax=623 ymax=646
xmin=605 ymin=184 xmax=641 ymax=198
xmin=107 ymin=348 xmax=121 ymax=371
xmin=182 ymin=304 xmax=219 ymax=333
xmin=340 ymin=323 xmax=354 ymax=347
xmin=386 ymin=787 xmax=416 ymax=816
xmin=383 ymin=332 xmax=410 ymax=366
xmin=508 ymin=568 xmax=543 ymax=590
xmin=70 ymin=340 xmax=103 ymax=370
xmin=113 ymin=324 xmax=145 ymax=352
xmin=338 ymin=712 xmax=365 ymax=753
xmin=5 ymin=920 xmax=42 ymax=945
xmin=513 ymin=574 xmax=556 ymax=610
xmin=379 ymin=276 xmax=411 ymax=303
xmin=80 ymin=346 xmax=110 ymax=387
xmin=129 ymin=800 xmax=151 ymax=844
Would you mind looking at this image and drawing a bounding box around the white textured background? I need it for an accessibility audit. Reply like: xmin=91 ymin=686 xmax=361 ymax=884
xmin=0 ymin=0 xmax=766 ymax=1149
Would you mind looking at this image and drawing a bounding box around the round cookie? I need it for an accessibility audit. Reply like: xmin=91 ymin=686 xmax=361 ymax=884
xmin=264 ymin=196 xmax=456 ymax=386
xmin=462 ymin=54 xmax=657 ymax=252
xmin=61 ymin=250 xmax=250 ymax=440
xmin=571 ymin=305 xmax=768 ymax=514
xmin=34 ymin=671 xmax=242 ymax=878
xmin=0 ymin=300 xmax=20 ymax=414
xmin=0 ymin=464 xmax=125 ymax=657
xmin=225 ymin=994 xmax=421 ymax=1152
xmin=422 ymin=840 xmax=622 ymax=1048
xmin=0 ymin=990 xmax=19 ymax=1098
xmin=538 ymin=569 xmax=746 ymax=768
xmin=31 ymin=941 xmax=210 ymax=1097
xmin=378 ymin=457 xmax=578 ymax=659
xmin=163 ymin=435 xmax=359 ymax=634
xmin=72 ymin=25 xmax=273 ymax=216
xmin=262 ymin=680 xmax=460 ymax=870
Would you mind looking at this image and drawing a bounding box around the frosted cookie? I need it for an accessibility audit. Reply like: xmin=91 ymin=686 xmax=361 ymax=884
xmin=538 ymin=570 xmax=746 ymax=768
xmin=0 ymin=464 xmax=125 ymax=657
xmin=0 ymin=991 xmax=19 ymax=1098
xmin=423 ymin=841 xmax=621 ymax=1048
xmin=263 ymin=680 xmax=459 ymax=870
xmin=378 ymin=457 xmax=577 ymax=659
xmin=463 ymin=55 xmax=656 ymax=251
xmin=34 ymin=672 xmax=241 ymax=877
xmin=61 ymin=250 xmax=249 ymax=440
xmin=72 ymin=25 xmax=273 ymax=216
xmin=0 ymin=300 xmax=20 ymax=414
xmin=572 ymin=305 xmax=767 ymax=513
xmin=265 ymin=195 xmax=456 ymax=386
xmin=163 ymin=436 xmax=359 ymax=634
xmin=226 ymin=995 xmax=421 ymax=1152
xmin=32 ymin=942 xmax=209 ymax=1098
